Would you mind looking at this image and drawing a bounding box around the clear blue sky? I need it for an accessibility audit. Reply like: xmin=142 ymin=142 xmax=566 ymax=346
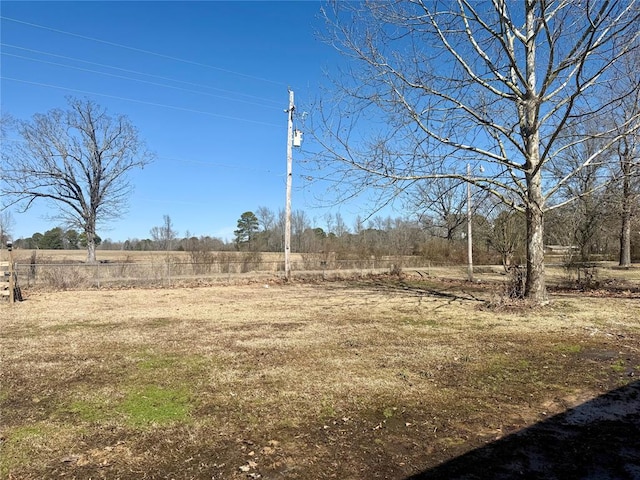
xmin=1 ymin=1 xmax=377 ymax=242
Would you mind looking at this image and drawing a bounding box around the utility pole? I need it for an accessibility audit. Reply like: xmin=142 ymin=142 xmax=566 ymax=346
xmin=467 ymin=163 xmax=474 ymax=282
xmin=284 ymin=89 xmax=294 ymax=281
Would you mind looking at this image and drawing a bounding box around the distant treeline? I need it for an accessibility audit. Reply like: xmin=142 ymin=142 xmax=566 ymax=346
xmin=10 ymin=204 xmax=640 ymax=265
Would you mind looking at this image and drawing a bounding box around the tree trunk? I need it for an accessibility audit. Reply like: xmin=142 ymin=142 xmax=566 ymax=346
xmin=523 ymin=99 xmax=548 ymax=304
xmin=525 ymin=177 xmax=548 ymax=304
xmin=619 ymin=215 xmax=631 ymax=267
xmin=619 ymin=170 xmax=632 ymax=267
xmin=521 ymin=6 xmax=548 ymax=305
xmin=87 ymin=241 xmax=97 ymax=264
xmin=85 ymin=222 xmax=97 ymax=264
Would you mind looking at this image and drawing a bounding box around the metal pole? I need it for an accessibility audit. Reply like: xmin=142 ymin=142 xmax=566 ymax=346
xmin=467 ymin=163 xmax=474 ymax=282
xmin=284 ymin=90 xmax=294 ymax=281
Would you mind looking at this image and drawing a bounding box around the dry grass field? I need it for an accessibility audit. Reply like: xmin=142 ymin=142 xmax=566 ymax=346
xmin=1 ymin=268 xmax=639 ymax=479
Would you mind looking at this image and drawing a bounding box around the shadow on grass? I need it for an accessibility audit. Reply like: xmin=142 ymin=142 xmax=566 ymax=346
xmin=406 ymin=380 xmax=640 ymax=480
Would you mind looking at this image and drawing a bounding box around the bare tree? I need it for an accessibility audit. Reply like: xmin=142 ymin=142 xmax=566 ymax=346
xmin=610 ymin=48 xmax=640 ymax=266
xmin=490 ymin=209 xmax=527 ymax=270
xmin=616 ymin=129 xmax=640 ymax=266
xmin=150 ymin=215 xmax=177 ymax=251
xmin=0 ymin=211 xmax=14 ymax=247
xmin=256 ymin=206 xmax=281 ymax=251
xmin=292 ymin=210 xmax=310 ymax=252
xmin=333 ymin=212 xmax=350 ymax=237
xmin=1 ymin=98 xmax=153 ymax=263
xmin=256 ymin=206 xmax=276 ymax=232
xmin=314 ymin=1 xmax=640 ymax=303
xmin=414 ymin=178 xmax=470 ymax=242
xmin=550 ymin=124 xmax=611 ymax=261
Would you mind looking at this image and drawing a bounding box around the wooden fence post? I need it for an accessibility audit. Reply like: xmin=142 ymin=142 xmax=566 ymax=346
xmin=7 ymin=242 xmax=15 ymax=304
xmin=9 ymin=263 xmax=15 ymax=304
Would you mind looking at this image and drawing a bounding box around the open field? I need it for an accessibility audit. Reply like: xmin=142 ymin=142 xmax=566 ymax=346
xmin=1 ymin=274 xmax=639 ymax=479
xmin=4 ymin=249 xmax=434 ymax=289
xmin=3 ymin=248 xmax=637 ymax=291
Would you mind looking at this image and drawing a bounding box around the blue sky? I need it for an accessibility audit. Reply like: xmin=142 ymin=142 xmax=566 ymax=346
xmin=1 ymin=1 xmax=374 ymax=242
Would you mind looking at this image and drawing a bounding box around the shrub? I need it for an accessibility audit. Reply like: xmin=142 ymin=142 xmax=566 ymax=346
xmin=505 ymin=264 xmax=525 ymax=299
xmin=42 ymin=265 xmax=87 ymax=290
xmin=239 ymin=251 xmax=262 ymax=273
xmin=213 ymin=252 xmax=234 ymax=273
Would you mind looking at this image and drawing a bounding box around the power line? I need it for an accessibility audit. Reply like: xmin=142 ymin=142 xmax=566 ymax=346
xmin=2 ymin=139 xmax=297 ymax=177
xmin=0 ymin=76 xmax=282 ymax=127
xmin=156 ymin=155 xmax=286 ymax=176
xmin=0 ymin=43 xmax=282 ymax=106
xmin=1 ymin=51 xmax=282 ymax=111
xmin=1 ymin=16 xmax=288 ymax=87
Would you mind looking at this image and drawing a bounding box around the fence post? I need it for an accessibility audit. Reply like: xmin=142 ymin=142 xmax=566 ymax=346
xmin=8 ymin=245 xmax=15 ymax=304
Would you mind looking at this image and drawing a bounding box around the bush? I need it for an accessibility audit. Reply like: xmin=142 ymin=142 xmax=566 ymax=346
xmin=42 ymin=265 xmax=87 ymax=290
xmin=213 ymin=252 xmax=234 ymax=273
xmin=239 ymin=251 xmax=262 ymax=273
xmin=389 ymin=263 xmax=403 ymax=277
xmin=417 ymin=239 xmax=466 ymax=263
xmin=505 ymin=265 xmax=525 ymax=299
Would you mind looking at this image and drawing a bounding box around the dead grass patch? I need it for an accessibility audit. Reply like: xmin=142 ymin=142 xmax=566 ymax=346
xmin=1 ymin=279 xmax=639 ymax=479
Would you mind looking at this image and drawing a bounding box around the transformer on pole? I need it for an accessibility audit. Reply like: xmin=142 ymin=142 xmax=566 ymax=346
xmin=284 ymin=90 xmax=303 ymax=281
xmin=284 ymin=90 xmax=294 ymax=281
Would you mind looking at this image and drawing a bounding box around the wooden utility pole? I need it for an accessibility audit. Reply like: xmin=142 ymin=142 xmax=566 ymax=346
xmin=284 ymin=89 xmax=294 ymax=281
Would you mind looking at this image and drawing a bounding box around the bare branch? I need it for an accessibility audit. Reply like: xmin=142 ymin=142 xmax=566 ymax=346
xmin=1 ymin=98 xmax=154 ymax=262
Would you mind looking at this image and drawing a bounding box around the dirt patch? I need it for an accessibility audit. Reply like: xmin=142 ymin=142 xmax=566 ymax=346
xmin=1 ymin=279 xmax=639 ymax=479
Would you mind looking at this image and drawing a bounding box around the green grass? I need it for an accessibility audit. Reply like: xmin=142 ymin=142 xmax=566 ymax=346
xmin=53 ymin=351 xmax=199 ymax=427
xmin=382 ymin=406 xmax=396 ymax=419
xmin=611 ymin=359 xmax=626 ymax=373
xmin=0 ymin=423 xmax=62 ymax=477
xmin=55 ymin=383 xmax=194 ymax=427
xmin=118 ymin=385 xmax=192 ymax=426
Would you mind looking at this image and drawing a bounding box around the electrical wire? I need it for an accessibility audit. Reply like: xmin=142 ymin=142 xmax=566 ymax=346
xmin=0 ymin=16 xmax=289 ymax=87
xmin=0 ymin=76 xmax=282 ymax=127
xmin=2 ymin=139 xmax=302 ymax=178
xmin=156 ymin=155 xmax=286 ymax=176
xmin=1 ymin=51 xmax=282 ymax=111
xmin=0 ymin=43 xmax=282 ymax=106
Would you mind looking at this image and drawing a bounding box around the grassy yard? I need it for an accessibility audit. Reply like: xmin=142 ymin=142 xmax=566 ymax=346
xmin=1 ymin=275 xmax=639 ymax=479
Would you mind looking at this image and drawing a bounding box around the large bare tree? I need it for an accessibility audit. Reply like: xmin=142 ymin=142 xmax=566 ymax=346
xmin=1 ymin=98 xmax=153 ymax=263
xmin=550 ymin=122 xmax=610 ymax=261
xmin=610 ymin=48 xmax=640 ymax=267
xmin=313 ymin=1 xmax=640 ymax=303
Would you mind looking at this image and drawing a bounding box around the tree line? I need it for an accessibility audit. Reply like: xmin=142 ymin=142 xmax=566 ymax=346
xmin=11 ymin=195 xmax=639 ymax=267
xmin=11 ymin=227 xmax=101 ymax=251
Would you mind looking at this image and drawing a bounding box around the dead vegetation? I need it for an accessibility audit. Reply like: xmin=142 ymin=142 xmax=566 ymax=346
xmin=1 ymin=276 xmax=639 ymax=479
